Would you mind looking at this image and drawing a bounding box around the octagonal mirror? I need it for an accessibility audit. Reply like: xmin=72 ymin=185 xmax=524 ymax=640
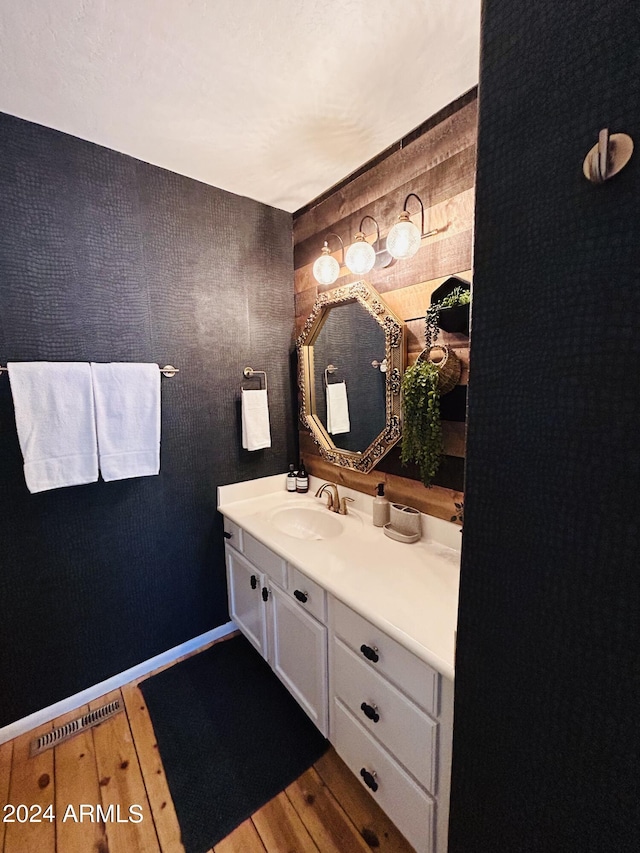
xmin=296 ymin=280 xmax=405 ymax=473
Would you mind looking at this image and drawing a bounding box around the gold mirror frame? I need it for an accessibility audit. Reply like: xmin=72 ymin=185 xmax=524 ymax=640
xmin=296 ymin=280 xmax=405 ymax=473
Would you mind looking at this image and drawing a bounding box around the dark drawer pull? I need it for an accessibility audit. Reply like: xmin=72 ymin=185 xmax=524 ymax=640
xmin=223 ymin=531 xmax=233 ymax=539
xmin=360 ymin=702 xmax=380 ymax=723
xmin=360 ymin=768 xmax=378 ymax=792
xmin=293 ymin=589 xmax=308 ymax=603
xmin=250 ymin=575 xmax=257 ymax=589
xmin=360 ymin=644 xmax=379 ymax=663
xmin=262 ymin=587 xmax=269 ymax=602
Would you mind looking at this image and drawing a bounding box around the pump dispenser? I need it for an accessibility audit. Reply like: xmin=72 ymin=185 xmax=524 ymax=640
xmin=372 ymin=482 xmax=390 ymax=527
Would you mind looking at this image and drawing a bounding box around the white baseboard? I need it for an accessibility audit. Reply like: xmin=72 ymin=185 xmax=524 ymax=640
xmin=0 ymin=620 xmax=237 ymax=745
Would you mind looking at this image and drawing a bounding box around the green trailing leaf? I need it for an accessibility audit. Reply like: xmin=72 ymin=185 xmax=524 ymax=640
xmin=425 ymin=286 xmax=470 ymax=347
xmin=401 ymin=361 xmax=444 ymax=488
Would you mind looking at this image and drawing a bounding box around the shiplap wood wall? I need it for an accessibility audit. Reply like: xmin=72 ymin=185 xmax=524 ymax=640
xmin=293 ymin=90 xmax=477 ymax=522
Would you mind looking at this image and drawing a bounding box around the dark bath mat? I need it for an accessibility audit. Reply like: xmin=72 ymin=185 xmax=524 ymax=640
xmin=139 ymin=634 xmax=330 ymax=853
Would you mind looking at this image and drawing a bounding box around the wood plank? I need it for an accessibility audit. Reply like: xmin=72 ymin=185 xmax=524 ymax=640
xmin=294 ymin=165 xmax=476 ymax=271
xmin=286 ymin=767 xmax=371 ymax=853
xmin=90 ymin=689 xmax=161 ymax=853
xmin=121 ymin=682 xmax=185 ymax=853
xmin=382 ymin=269 xmax=473 ymax=321
xmin=293 ymin=97 xmax=477 ymax=243
xmin=295 ymin=229 xmax=473 ymax=312
xmin=53 ymin=704 xmax=108 ymax=853
xmin=0 ymin=738 xmax=14 ymax=851
xmin=294 ymin=191 xmax=474 ymax=301
xmin=3 ymin=720 xmax=55 ymax=853
xmin=214 ymin=818 xmax=267 ymax=853
xmin=315 ymin=748 xmax=415 ymax=853
xmin=300 ymin=451 xmax=463 ymax=523
xmin=252 ymin=791 xmax=320 ymax=852
xmin=405 ymin=319 xmax=470 ymax=360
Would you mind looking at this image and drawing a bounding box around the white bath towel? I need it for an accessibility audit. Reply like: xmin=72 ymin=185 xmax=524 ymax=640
xmin=91 ymin=362 xmax=160 ymax=481
xmin=241 ymin=388 xmax=271 ymax=451
xmin=326 ymin=381 xmax=351 ymax=435
xmin=8 ymin=362 xmax=99 ymax=493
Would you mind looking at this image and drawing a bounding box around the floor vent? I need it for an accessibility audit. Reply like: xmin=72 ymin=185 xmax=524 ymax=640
xmin=30 ymin=699 xmax=122 ymax=757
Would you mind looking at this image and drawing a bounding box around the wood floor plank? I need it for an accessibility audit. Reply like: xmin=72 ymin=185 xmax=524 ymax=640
xmin=286 ymin=767 xmax=370 ymax=853
xmin=214 ymin=817 xmax=267 ymax=853
xmin=121 ymin=682 xmax=185 ymax=853
xmin=0 ymin=738 xmax=14 ymax=851
xmin=53 ymin=704 xmax=108 ymax=853
xmin=315 ymin=749 xmax=416 ymax=853
xmin=252 ymin=791 xmax=320 ymax=852
xmin=90 ymin=689 xmax=161 ymax=853
xmin=3 ymin=720 xmax=55 ymax=853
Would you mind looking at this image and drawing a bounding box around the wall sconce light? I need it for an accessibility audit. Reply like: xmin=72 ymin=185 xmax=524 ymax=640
xmin=312 ymin=233 xmax=345 ymax=285
xmin=386 ymin=192 xmax=438 ymax=260
xmin=345 ymin=215 xmax=381 ymax=275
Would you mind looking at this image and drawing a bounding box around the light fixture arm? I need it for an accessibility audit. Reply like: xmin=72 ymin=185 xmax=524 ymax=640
xmin=403 ymin=193 xmax=424 ymax=236
xmin=323 ymin=232 xmax=345 ymax=266
xmin=402 ymin=192 xmax=438 ymax=239
xmin=358 ymin=215 xmax=381 ymax=250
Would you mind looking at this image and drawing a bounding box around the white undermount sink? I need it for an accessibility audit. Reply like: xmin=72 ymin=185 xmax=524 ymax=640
xmin=266 ymin=503 xmax=346 ymax=541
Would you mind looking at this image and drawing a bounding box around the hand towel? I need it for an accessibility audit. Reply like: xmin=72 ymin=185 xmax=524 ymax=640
xmin=7 ymin=362 xmax=99 ymax=493
xmin=241 ymin=388 xmax=271 ymax=451
xmin=91 ymin=362 xmax=160 ymax=481
xmin=326 ymin=381 xmax=351 ymax=435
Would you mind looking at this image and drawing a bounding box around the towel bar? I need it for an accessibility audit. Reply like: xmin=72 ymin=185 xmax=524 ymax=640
xmin=0 ymin=363 xmax=180 ymax=377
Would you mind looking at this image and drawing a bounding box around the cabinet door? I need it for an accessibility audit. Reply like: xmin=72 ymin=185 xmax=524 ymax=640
xmin=270 ymin=585 xmax=328 ymax=736
xmin=226 ymin=547 xmax=267 ymax=659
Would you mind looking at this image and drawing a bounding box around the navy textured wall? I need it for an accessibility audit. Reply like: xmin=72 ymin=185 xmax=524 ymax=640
xmin=0 ymin=113 xmax=295 ymax=727
xmin=450 ymin=2 xmax=640 ymax=850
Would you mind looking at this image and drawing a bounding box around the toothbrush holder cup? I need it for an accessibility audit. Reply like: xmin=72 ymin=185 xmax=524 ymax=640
xmin=389 ymin=503 xmax=422 ymax=538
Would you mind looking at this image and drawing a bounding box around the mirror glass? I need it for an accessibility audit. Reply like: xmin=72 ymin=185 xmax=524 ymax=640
xmin=312 ymin=301 xmax=386 ymax=453
xmin=297 ymin=280 xmax=404 ymax=473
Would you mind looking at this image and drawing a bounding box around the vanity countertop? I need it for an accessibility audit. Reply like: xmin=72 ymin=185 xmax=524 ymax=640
xmin=218 ymin=474 xmax=460 ymax=681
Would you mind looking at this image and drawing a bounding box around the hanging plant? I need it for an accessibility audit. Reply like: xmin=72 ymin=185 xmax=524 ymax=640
xmin=401 ymin=360 xmax=444 ymax=488
xmin=425 ymin=285 xmax=471 ymax=344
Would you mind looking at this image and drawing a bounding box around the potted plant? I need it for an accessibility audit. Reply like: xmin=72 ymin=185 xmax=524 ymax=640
xmin=400 ymin=359 xmax=444 ymax=488
xmin=426 ymin=277 xmax=471 ymax=341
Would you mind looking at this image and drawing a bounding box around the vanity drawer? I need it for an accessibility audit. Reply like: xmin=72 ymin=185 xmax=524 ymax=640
xmin=333 ymin=698 xmax=435 ymax=853
xmin=331 ymin=598 xmax=440 ymax=717
xmin=243 ymin=532 xmax=287 ymax=587
xmin=287 ymin=565 xmax=327 ymax=623
xmin=332 ymin=636 xmax=438 ymax=793
xmin=223 ymin=517 xmax=243 ymax=551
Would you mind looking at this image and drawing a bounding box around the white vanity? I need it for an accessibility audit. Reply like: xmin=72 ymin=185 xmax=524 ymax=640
xmin=218 ymin=473 xmax=460 ymax=853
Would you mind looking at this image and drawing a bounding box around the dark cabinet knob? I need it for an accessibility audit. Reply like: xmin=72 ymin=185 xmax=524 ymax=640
xmin=360 ymin=644 xmax=379 ymax=663
xmin=360 ymin=702 xmax=380 ymax=723
xmin=262 ymin=587 xmax=269 ymax=602
xmin=360 ymin=768 xmax=378 ymax=792
xmin=250 ymin=575 xmax=257 ymax=589
xmin=293 ymin=589 xmax=308 ymax=603
xmin=223 ymin=531 xmax=233 ymax=539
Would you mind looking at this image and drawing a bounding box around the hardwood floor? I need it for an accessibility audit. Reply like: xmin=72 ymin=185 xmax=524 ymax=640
xmin=0 ymin=638 xmax=416 ymax=853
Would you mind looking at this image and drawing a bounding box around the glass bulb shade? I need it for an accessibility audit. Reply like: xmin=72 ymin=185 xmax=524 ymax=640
xmin=345 ymin=235 xmax=376 ymax=275
xmin=386 ymin=218 xmax=422 ymax=260
xmin=313 ymin=251 xmax=340 ymax=285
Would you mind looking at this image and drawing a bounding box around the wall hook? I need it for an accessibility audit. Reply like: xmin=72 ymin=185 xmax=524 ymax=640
xmin=583 ymin=128 xmax=633 ymax=183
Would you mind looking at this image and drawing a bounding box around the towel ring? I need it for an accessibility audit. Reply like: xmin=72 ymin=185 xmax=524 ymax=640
xmin=243 ymin=366 xmax=267 ymax=392
xmin=324 ymin=364 xmax=340 ymax=387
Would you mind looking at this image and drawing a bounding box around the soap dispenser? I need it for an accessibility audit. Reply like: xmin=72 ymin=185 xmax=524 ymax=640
xmin=372 ymin=482 xmax=390 ymax=527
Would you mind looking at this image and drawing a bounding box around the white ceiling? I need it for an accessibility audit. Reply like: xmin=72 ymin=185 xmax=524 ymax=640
xmin=0 ymin=0 xmax=481 ymax=213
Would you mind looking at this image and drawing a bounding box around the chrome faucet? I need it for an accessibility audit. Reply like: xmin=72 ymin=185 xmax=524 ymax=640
xmin=314 ymin=482 xmax=355 ymax=515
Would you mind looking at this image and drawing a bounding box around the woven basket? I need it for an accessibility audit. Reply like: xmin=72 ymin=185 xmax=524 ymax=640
xmin=417 ymin=345 xmax=461 ymax=395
